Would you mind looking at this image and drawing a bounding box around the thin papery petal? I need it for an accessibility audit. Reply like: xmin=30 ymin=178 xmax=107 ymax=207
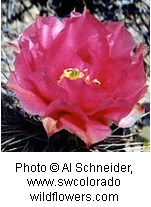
xmin=14 ymin=40 xmax=40 ymax=76
xmin=86 ymin=121 xmax=112 ymax=147
xmin=132 ymin=44 xmax=148 ymax=62
xmin=77 ymin=22 xmax=135 ymax=91
xmin=20 ymin=16 xmax=64 ymax=46
xmin=63 ymin=10 xmax=107 ymax=46
xmin=59 ymin=116 xmax=111 ymax=147
xmin=93 ymin=22 xmax=136 ymax=90
xmin=42 ymin=100 xmax=89 ymax=141
xmin=59 ymin=117 xmax=88 ymax=142
xmin=105 ymin=22 xmax=135 ymax=59
xmin=35 ymin=16 xmax=64 ymax=49
xmin=89 ymin=98 xmax=131 ymax=124
xmin=59 ymin=78 xmax=106 ymax=113
xmin=77 ymin=34 xmax=109 ymax=82
xmin=112 ymin=45 xmax=147 ymax=106
xmin=7 ymin=73 xmax=47 ymax=115
xmin=118 ymin=104 xmax=144 ymax=128
xmin=41 ymin=98 xmax=112 ymax=147
xmin=45 ymin=100 xmax=88 ymax=125
xmin=42 ymin=117 xmax=61 ymax=137
xmin=13 ymin=43 xmax=67 ymax=104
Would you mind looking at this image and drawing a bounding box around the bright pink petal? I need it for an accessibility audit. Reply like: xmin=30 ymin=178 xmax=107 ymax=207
xmin=37 ymin=16 xmax=64 ymax=48
xmin=45 ymin=100 xmax=88 ymax=128
xmin=60 ymin=117 xmax=111 ymax=147
xmin=77 ymin=33 xmax=109 ymax=82
xmin=112 ymin=45 xmax=147 ymax=107
xmin=76 ymin=21 xmax=136 ymax=91
xmin=12 ymin=41 xmax=67 ymax=105
xmin=89 ymin=98 xmax=132 ymax=125
xmin=41 ymin=98 xmax=112 ymax=147
xmin=98 ymin=22 xmax=135 ymax=91
xmin=105 ymin=21 xmax=135 ymax=60
xmin=42 ymin=99 xmax=89 ymax=142
xmin=6 ymin=73 xmax=47 ymax=115
xmin=20 ymin=16 xmax=64 ymax=49
xmin=59 ymin=78 xmax=106 ymax=113
xmin=86 ymin=121 xmax=112 ymax=147
xmin=59 ymin=116 xmax=88 ymax=143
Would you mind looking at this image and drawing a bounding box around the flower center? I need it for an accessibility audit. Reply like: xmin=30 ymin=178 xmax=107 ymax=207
xmin=58 ymin=68 xmax=101 ymax=85
xmin=62 ymin=68 xmax=84 ymax=80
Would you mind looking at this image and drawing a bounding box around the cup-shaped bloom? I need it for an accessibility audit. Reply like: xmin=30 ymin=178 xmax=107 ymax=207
xmin=7 ymin=11 xmax=147 ymax=147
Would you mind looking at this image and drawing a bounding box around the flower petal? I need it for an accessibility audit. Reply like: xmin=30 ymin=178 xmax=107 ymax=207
xmin=112 ymin=44 xmax=147 ymax=107
xmin=42 ymin=117 xmax=61 ymax=137
xmin=20 ymin=16 xmax=64 ymax=49
xmin=118 ymin=104 xmax=144 ymax=128
xmin=86 ymin=121 xmax=111 ymax=147
xmin=59 ymin=78 xmax=106 ymax=113
xmin=45 ymin=99 xmax=88 ymax=122
xmin=60 ymin=116 xmax=111 ymax=147
xmin=42 ymin=99 xmax=89 ymax=142
xmin=6 ymin=73 xmax=47 ymax=115
xmin=105 ymin=21 xmax=135 ymax=60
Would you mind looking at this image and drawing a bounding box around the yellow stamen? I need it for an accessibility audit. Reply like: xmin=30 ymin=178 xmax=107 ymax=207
xmin=58 ymin=68 xmax=101 ymax=86
xmin=92 ymin=79 xmax=101 ymax=85
xmin=59 ymin=68 xmax=84 ymax=82
xmin=85 ymin=75 xmax=90 ymax=83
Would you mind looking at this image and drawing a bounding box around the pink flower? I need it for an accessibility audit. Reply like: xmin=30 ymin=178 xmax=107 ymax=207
xmin=7 ymin=11 xmax=147 ymax=147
